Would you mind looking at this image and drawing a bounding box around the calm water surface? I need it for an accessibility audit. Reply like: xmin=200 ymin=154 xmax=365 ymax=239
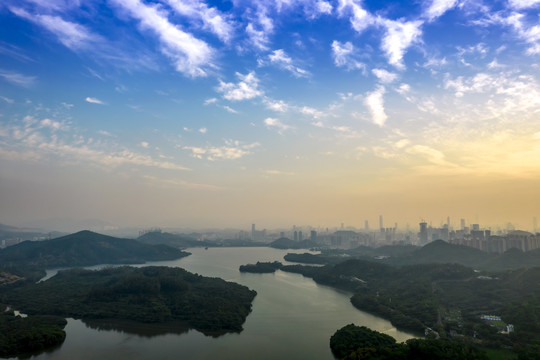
xmin=17 ymin=247 xmax=415 ymax=360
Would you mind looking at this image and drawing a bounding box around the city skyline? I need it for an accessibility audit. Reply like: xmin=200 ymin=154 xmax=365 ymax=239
xmin=1 ymin=0 xmax=540 ymax=229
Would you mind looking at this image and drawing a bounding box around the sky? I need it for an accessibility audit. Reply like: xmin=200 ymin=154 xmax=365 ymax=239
xmin=1 ymin=0 xmax=540 ymax=232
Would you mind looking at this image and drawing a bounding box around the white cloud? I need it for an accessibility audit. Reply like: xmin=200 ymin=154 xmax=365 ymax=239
xmin=204 ymin=97 xmax=218 ymax=105
xmin=40 ymin=118 xmax=63 ymax=130
xmin=184 ymin=140 xmax=259 ymax=161
xmin=110 ymin=0 xmax=214 ymax=77
xmin=141 ymin=141 xmax=149 ymax=148
xmin=99 ymin=130 xmax=114 ymax=137
xmin=406 ymin=145 xmax=450 ymax=166
xmin=217 ymin=72 xmax=263 ymax=101
xmin=300 ymin=106 xmax=325 ymax=118
xmin=9 ymin=7 xmax=102 ymax=51
xmin=424 ymin=0 xmax=459 ymax=22
xmin=223 ymin=105 xmax=238 ymax=114
xmin=380 ymin=19 xmax=423 ymax=70
xmin=245 ymin=10 xmax=274 ymax=50
xmin=364 ymin=85 xmax=387 ymax=126
xmin=0 ymin=68 xmax=36 ymax=87
xmin=264 ymin=98 xmax=289 ymax=112
xmin=0 ymin=96 xmax=14 ymax=103
xmin=337 ymin=0 xmax=374 ymax=33
xmin=165 ymin=0 xmax=235 ymax=43
xmin=264 ymin=117 xmax=293 ymax=133
xmin=508 ymin=0 xmax=540 ymax=9
xmin=372 ymin=68 xmax=398 ymax=83
xmin=198 ymin=127 xmax=207 ymax=133
xmin=268 ymin=49 xmax=310 ymax=77
xmin=331 ymin=40 xmax=365 ymax=71
xmin=85 ymin=97 xmax=104 ymax=105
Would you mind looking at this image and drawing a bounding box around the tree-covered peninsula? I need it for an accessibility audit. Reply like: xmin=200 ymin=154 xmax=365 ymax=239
xmin=330 ymin=324 xmax=489 ymax=360
xmin=0 ymin=230 xmax=189 ymax=268
xmin=0 ymin=305 xmax=67 ymax=358
xmin=2 ymin=266 xmax=257 ymax=336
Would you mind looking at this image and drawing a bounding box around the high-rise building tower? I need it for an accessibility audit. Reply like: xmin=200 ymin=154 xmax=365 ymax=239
xmin=460 ymin=219 xmax=465 ymax=230
xmin=379 ymin=215 xmax=384 ymax=232
xmin=310 ymin=230 xmax=317 ymax=242
xmin=251 ymin=224 xmax=255 ymax=240
xmin=365 ymin=220 xmax=369 ymax=231
xmin=419 ymin=222 xmax=428 ymax=244
xmin=298 ymin=231 xmax=303 ymax=242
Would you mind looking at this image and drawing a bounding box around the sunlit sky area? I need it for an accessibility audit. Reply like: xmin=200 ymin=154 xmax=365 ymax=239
xmin=1 ymin=0 xmax=540 ymax=231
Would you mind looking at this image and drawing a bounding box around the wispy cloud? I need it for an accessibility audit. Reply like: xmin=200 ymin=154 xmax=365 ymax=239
xmin=110 ymin=0 xmax=214 ymax=77
xmin=364 ymin=85 xmax=387 ymax=126
xmin=0 ymin=96 xmax=14 ymax=104
xmin=264 ymin=117 xmax=293 ymax=133
xmin=223 ymin=105 xmax=238 ymax=114
xmin=331 ymin=40 xmax=365 ymax=71
xmin=423 ymin=0 xmax=459 ymax=22
xmin=0 ymin=69 xmax=36 ymax=87
xmin=264 ymin=98 xmax=289 ymax=112
xmin=184 ymin=140 xmax=259 ymax=161
xmin=267 ymin=49 xmax=310 ymax=78
xmin=380 ymin=19 xmax=423 ymax=70
xmin=372 ymin=68 xmax=398 ymax=83
xmin=165 ymin=0 xmax=235 ymax=43
xmin=9 ymin=7 xmax=102 ymax=51
xmin=217 ymin=72 xmax=263 ymax=101
xmin=85 ymin=97 xmax=104 ymax=105
xmin=245 ymin=8 xmax=274 ymax=50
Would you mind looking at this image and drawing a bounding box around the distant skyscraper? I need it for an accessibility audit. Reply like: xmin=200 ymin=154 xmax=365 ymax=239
xmin=419 ymin=222 xmax=428 ymax=244
xmin=298 ymin=231 xmax=303 ymax=242
xmin=365 ymin=220 xmax=369 ymax=231
xmin=294 ymin=231 xmax=298 ymax=241
xmin=341 ymin=222 xmax=344 ymax=230
xmin=460 ymin=219 xmax=465 ymax=230
xmin=280 ymin=231 xmax=285 ymax=238
xmin=251 ymin=224 xmax=255 ymax=240
xmin=310 ymin=230 xmax=317 ymax=242
xmin=379 ymin=215 xmax=383 ymax=232
xmin=447 ymin=216 xmax=450 ymax=229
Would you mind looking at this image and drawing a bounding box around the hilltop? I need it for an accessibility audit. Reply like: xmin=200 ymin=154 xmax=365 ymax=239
xmin=0 ymin=230 xmax=189 ymax=268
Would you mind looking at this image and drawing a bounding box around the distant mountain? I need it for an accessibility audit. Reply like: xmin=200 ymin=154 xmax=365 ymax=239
xmin=19 ymin=218 xmax=118 ymax=233
xmin=386 ymin=240 xmax=540 ymax=271
xmin=0 ymin=230 xmax=189 ymax=268
xmin=0 ymin=223 xmax=54 ymax=242
xmin=137 ymin=231 xmax=204 ymax=247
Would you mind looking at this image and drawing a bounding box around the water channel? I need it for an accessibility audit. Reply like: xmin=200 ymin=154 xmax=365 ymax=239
xmin=14 ymin=247 xmax=415 ymax=360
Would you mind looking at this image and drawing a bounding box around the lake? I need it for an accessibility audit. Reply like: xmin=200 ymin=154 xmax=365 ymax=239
xmin=14 ymin=247 xmax=415 ymax=360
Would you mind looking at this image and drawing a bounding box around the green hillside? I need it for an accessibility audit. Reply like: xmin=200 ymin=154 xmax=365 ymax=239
xmin=0 ymin=230 xmax=189 ymax=268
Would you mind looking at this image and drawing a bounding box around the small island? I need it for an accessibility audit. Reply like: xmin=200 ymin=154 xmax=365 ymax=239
xmin=2 ymin=266 xmax=257 ymax=337
xmin=239 ymin=261 xmax=283 ymax=273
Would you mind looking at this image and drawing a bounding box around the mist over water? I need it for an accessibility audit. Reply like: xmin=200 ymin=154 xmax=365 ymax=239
xmin=21 ymin=247 xmax=414 ymax=360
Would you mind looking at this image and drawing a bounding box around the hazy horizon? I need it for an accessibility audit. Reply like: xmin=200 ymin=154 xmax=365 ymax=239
xmin=1 ymin=0 xmax=539 ymax=231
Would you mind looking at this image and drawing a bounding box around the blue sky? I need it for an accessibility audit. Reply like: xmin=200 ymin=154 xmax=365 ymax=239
xmin=1 ymin=0 xmax=540 ymax=231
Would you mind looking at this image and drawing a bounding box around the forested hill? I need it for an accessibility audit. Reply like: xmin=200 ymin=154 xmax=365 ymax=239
xmin=0 ymin=230 xmax=189 ymax=268
xmin=136 ymin=231 xmax=204 ymax=247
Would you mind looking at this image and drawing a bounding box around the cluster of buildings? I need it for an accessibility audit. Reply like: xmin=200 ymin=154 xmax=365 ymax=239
xmin=419 ymin=221 xmax=540 ymax=253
